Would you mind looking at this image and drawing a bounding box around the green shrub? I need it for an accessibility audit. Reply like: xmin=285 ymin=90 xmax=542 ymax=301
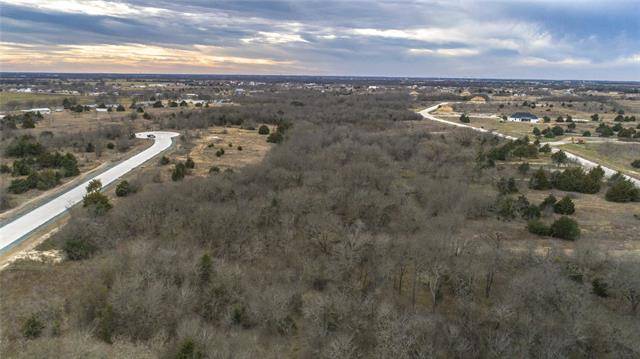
xmin=267 ymin=131 xmax=284 ymax=144
xmin=551 ymin=167 xmax=601 ymax=194
xmin=106 ymin=142 xmax=115 ymax=149
xmin=8 ymin=177 xmax=33 ymax=194
xmin=527 ymin=220 xmax=552 ymax=236
xmin=521 ymin=204 xmax=541 ymax=220
xmin=237 ymin=146 xmax=243 ymax=151
xmin=209 ymin=166 xmax=220 ymax=174
xmin=496 ymin=177 xmax=518 ymax=194
xmin=258 ymin=125 xmax=270 ymax=135
xmin=115 ymin=180 xmax=131 ymax=197
xmin=83 ymin=191 xmax=112 ymax=214
xmin=35 ymin=170 xmax=61 ymax=190
xmin=551 ymin=150 xmax=568 ymax=165
xmin=63 ymin=236 xmax=97 ymax=260
xmin=553 ymin=196 xmax=575 ymax=215
xmin=539 ymin=144 xmax=552 ymax=153
xmin=175 ymin=338 xmax=204 ymax=359
xmin=159 ymin=156 xmax=170 ymax=165
xmin=86 ymin=179 xmax=102 ymax=193
xmin=60 ymin=153 xmax=80 ymax=177
xmin=22 ymin=314 xmax=45 ymax=339
xmin=529 ymin=168 xmax=551 ymax=190
xmin=592 ymin=278 xmax=609 ymax=298
xmin=22 ymin=116 xmax=36 ymax=128
xmin=12 ymin=158 xmax=32 ymax=176
xmin=540 ymin=194 xmax=557 ymax=210
xmin=494 ymin=196 xmax=517 ymax=220
xmin=631 ymin=160 xmax=640 ymax=169
xmin=185 ymin=157 xmax=195 ymax=169
xmin=517 ymin=162 xmax=530 ymax=175
xmin=215 ymin=148 xmax=225 ymax=157
xmin=512 ymin=144 xmax=538 ymax=158
xmin=5 ymin=135 xmax=46 ymax=157
xmin=198 ymin=254 xmax=213 ymax=286
xmin=459 ymin=114 xmax=470 ymax=123
xmin=605 ymin=178 xmax=640 ymax=202
xmin=551 ymin=216 xmax=580 ymax=240
xmin=172 ymin=163 xmax=187 ymax=181
xmin=96 ymin=304 xmax=115 ymax=344
xmin=230 ymin=303 xmax=250 ymax=327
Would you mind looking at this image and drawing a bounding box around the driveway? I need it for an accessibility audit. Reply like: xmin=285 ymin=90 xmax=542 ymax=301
xmin=0 ymin=131 xmax=179 ymax=252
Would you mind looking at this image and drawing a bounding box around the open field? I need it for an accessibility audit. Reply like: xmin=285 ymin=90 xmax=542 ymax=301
xmin=435 ymin=99 xmax=639 ymax=142
xmin=558 ymin=142 xmax=640 ymax=179
xmin=183 ymin=126 xmax=274 ymax=175
xmin=0 ymin=93 xmax=94 ymax=111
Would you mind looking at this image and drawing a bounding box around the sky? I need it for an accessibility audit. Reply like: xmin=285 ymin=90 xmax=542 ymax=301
xmin=0 ymin=0 xmax=638 ymax=80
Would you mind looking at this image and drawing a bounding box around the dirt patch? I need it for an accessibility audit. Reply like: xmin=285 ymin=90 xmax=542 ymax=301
xmin=469 ymin=96 xmax=486 ymax=104
xmin=434 ymin=105 xmax=454 ymax=114
xmin=180 ymin=126 xmax=274 ymax=175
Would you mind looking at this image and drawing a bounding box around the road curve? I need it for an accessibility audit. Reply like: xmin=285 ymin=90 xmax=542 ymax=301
xmin=0 ymin=131 xmax=179 ymax=252
xmin=419 ymin=104 xmax=640 ymax=187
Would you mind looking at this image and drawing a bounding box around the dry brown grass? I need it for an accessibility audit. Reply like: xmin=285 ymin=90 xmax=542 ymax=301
xmin=559 ymin=142 xmax=640 ymax=179
xmin=500 ymin=158 xmax=640 ymax=256
xmin=177 ymin=126 xmax=274 ymax=176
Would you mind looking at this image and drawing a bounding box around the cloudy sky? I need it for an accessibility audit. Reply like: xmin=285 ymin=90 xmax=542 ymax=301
xmin=1 ymin=0 xmax=638 ymax=80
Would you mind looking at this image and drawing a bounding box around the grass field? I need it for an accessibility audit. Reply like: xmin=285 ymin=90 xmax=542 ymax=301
xmin=0 ymin=93 xmax=96 ymax=111
xmin=559 ymin=142 xmax=640 ymax=179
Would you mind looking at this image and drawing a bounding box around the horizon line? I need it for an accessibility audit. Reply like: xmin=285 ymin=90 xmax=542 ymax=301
xmin=1 ymin=71 xmax=639 ymax=84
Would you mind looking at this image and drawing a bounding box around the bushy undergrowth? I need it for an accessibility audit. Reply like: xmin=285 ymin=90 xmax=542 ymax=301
xmin=2 ymin=93 xmax=639 ymax=358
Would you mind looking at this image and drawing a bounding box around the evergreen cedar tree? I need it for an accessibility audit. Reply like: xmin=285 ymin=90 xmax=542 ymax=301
xmin=172 ymin=162 xmax=187 ymax=181
xmin=115 ymin=180 xmax=131 ymax=197
xmin=553 ymin=196 xmax=575 ymax=215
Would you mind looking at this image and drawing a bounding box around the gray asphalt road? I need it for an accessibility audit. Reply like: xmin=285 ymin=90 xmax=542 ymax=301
xmin=0 ymin=131 xmax=179 ymax=252
xmin=419 ymin=104 xmax=640 ymax=186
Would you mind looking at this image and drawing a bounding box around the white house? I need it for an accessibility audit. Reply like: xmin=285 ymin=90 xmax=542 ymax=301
xmin=508 ymin=112 xmax=539 ymax=123
xmin=96 ymin=108 xmax=109 ymax=112
xmin=22 ymin=108 xmax=51 ymax=115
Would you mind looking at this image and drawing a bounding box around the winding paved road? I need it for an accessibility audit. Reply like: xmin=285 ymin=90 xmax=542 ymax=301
xmin=419 ymin=103 xmax=640 ymax=186
xmin=0 ymin=131 xmax=179 ymax=252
